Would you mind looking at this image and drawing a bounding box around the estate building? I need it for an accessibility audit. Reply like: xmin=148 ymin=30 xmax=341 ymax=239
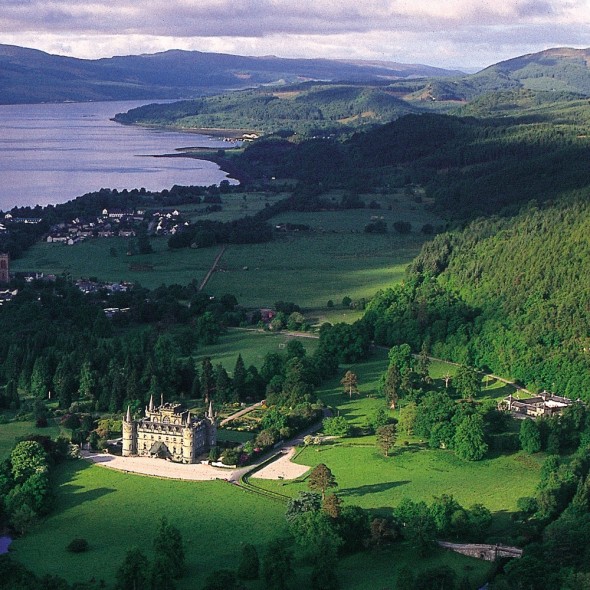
xmin=122 ymin=396 xmax=216 ymax=463
xmin=501 ymin=391 xmax=574 ymax=418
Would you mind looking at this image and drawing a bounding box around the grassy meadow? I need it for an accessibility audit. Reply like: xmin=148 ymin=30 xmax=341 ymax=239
xmin=10 ymin=460 xmax=491 ymax=589
xmin=11 ymin=189 xmax=442 ymax=316
xmin=10 ymin=460 xmax=287 ymax=589
xmin=0 ymin=420 xmax=63 ymax=460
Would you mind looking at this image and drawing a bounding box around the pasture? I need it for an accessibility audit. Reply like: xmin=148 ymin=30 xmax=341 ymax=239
xmin=192 ymin=328 xmax=318 ymax=372
xmin=11 ymin=189 xmax=442 ymax=315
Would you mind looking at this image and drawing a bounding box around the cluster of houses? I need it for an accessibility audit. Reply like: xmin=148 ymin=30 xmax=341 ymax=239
xmin=44 ymin=207 xmax=187 ymax=245
xmin=75 ymin=278 xmax=133 ymax=295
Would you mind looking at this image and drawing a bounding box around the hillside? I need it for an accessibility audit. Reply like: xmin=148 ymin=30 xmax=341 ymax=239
xmin=112 ymin=47 xmax=590 ymax=134
xmin=113 ymin=84 xmax=421 ymax=136
xmin=363 ymin=194 xmax=590 ymax=398
xmin=417 ymin=47 xmax=590 ymax=102
xmin=0 ymin=44 xmax=461 ymax=104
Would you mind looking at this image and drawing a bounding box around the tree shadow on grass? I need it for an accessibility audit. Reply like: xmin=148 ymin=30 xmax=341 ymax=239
xmin=393 ymin=442 xmax=427 ymax=456
xmin=59 ymin=483 xmax=117 ymax=507
xmin=339 ymin=480 xmax=410 ymax=498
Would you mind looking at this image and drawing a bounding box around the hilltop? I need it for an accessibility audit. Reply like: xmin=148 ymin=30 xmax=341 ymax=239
xmin=0 ymin=44 xmax=461 ymax=104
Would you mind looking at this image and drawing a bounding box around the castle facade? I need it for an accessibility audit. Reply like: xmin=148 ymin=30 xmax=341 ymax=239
xmin=122 ymin=396 xmax=216 ymax=464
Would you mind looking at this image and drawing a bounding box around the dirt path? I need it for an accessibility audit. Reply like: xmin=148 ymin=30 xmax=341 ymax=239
xmin=220 ymin=401 xmax=264 ymax=427
xmin=199 ymin=245 xmax=227 ymax=291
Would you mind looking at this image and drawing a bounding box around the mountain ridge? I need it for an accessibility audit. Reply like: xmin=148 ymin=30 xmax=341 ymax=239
xmin=0 ymin=44 xmax=463 ymax=104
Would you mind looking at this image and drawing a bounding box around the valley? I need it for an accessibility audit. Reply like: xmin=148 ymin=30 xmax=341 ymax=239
xmin=1 ymin=44 xmax=590 ymax=590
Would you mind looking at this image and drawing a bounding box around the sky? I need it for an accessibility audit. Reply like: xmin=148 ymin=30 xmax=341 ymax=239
xmin=0 ymin=0 xmax=589 ymax=70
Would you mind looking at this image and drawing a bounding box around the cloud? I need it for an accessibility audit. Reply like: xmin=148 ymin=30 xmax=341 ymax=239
xmin=0 ymin=0 xmax=588 ymax=68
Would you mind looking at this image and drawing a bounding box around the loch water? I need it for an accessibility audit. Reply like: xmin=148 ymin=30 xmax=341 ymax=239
xmin=0 ymin=100 xmax=237 ymax=211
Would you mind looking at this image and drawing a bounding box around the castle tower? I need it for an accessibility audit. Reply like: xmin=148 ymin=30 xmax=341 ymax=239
xmin=122 ymin=406 xmax=136 ymax=456
xmin=207 ymin=401 xmax=217 ymax=449
xmin=0 ymin=253 xmax=9 ymax=283
xmin=182 ymin=411 xmax=194 ymax=464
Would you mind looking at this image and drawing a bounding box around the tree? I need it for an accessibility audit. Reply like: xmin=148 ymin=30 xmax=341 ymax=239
xmin=202 ymin=569 xmax=241 ymax=590
xmin=232 ymin=354 xmax=247 ymax=401
xmin=150 ymin=556 xmax=176 ymax=590
xmin=309 ymin=463 xmax=338 ymax=500
xmin=340 ymin=370 xmax=359 ymax=399
xmin=520 ymin=418 xmax=542 ymax=453
xmin=115 ymin=547 xmax=149 ymax=590
xmin=285 ymin=491 xmax=322 ymax=522
xmin=454 ymin=414 xmax=488 ymax=461
xmin=201 ymin=357 xmax=215 ymax=404
xmin=322 ymin=416 xmax=350 ymax=437
xmin=398 ymin=402 xmax=417 ymax=436
xmin=417 ymin=342 xmax=431 ymax=385
xmin=376 ymin=424 xmax=397 ymax=457
xmin=323 ymin=494 xmax=342 ymax=519
xmin=454 ymin=365 xmax=480 ymax=400
xmin=10 ymin=440 xmax=47 ymax=483
xmin=153 ymin=517 xmax=185 ymax=578
xmin=262 ymin=537 xmax=294 ymax=590
xmin=237 ymin=543 xmax=259 ymax=580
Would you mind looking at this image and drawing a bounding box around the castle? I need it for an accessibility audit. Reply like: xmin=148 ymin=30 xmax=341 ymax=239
xmin=122 ymin=396 xmax=216 ymax=463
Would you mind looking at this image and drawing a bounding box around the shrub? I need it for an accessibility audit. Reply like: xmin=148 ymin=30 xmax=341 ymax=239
xmin=66 ymin=538 xmax=89 ymax=553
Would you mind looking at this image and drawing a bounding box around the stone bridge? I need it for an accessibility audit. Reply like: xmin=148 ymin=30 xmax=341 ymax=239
xmin=437 ymin=541 xmax=523 ymax=561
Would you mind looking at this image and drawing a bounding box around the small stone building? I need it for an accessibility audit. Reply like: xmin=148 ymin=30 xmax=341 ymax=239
xmin=122 ymin=396 xmax=216 ymax=463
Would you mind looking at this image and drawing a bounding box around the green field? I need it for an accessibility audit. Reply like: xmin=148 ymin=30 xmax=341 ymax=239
xmin=5 ymin=349 xmax=534 ymax=589
xmin=250 ymin=352 xmax=540 ymax=514
xmin=193 ymin=329 xmax=318 ymax=372
xmin=11 ymin=190 xmax=441 ymax=314
xmin=0 ymin=420 xmax=64 ymax=461
xmin=10 ymin=461 xmax=287 ymax=589
xmin=10 ymin=460 xmax=491 ymax=589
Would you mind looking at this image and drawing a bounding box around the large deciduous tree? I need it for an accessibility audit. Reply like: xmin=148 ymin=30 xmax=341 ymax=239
xmin=520 ymin=418 xmax=542 ymax=454
xmin=340 ymin=370 xmax=359 ymax=399
xmin=10 ymin=440 xmax=47 ymax=483
xmin=153 ymin=517 xmax=185 ymax=579
xmin=308 ymin=463 xmax=338 ymax=500
xmin=453 ymin=414 xmax=488 ymax=461
xmin=115 ymin=547 xmax=149 ymax=590
xmin=376 ymin=424 xmax=397 ymax=457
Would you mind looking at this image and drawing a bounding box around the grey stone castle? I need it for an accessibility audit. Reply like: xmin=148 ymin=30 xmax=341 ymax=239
xmin=122 ymin=395 xmax=216 ymax=463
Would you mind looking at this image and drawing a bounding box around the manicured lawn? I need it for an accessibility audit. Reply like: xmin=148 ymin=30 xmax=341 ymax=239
xmin=10 ymin=460 xmax=288 ymax=589
xmin=0 ymin=420 xmax=63 ymax=460
xmin=11 ymin=460 xmax=493 ymax=589
xmin=261 ymin=442 xmax=542 ymax=514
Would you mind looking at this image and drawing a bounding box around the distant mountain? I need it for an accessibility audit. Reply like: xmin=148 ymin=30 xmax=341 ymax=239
xmin=0 ymin=44 xmax=462 ymax=104
xmin=414 ymin=47 xmax=590 ymax=102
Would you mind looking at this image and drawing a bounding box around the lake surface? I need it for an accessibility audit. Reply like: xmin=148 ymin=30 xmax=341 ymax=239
xmin=0 ymin=536 xmax=11 ymax=554
xmin=0 ymin=100 xmax=238 ymax=211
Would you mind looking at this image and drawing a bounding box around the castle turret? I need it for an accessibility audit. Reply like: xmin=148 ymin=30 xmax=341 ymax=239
xmin=148 ymin=394 xmax=154 ymax=413
xmin=182 ymin=411 xmax=194 ymax=464
xmin=207 ymin=401 xmax=217 ymax=449
xmin=122 ymin=406 xmax=136 ymax=456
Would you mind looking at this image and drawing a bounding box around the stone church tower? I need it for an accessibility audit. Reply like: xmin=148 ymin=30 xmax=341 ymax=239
xmin=0 ymin=253 xmax=9 ymax=283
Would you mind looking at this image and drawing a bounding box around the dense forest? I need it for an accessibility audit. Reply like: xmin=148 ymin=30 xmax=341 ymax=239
xmin=361 ymin=194 xmax=590 ymax=398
